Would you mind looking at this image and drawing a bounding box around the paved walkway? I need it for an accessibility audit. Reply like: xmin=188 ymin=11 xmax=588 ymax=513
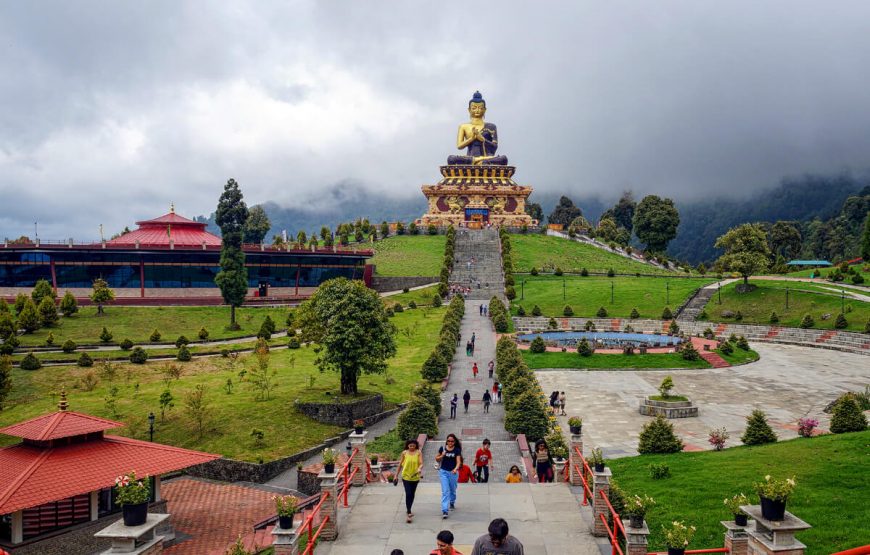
xmin=535 ymin=342 xmax=870 ymax=458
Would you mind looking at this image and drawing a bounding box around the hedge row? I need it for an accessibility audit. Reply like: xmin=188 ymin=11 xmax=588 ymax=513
xmin=496 ymin=336 xmax=551 ymax=443
xmin=421 ymin=295 xmax=465 ymax=382
xmin=489 ymin=296 xmax=510 ymax=333
xmin=499 ymin=228 xmax=516 ymax=300
xmin=437 ymin=225 xmax=456 ymax=298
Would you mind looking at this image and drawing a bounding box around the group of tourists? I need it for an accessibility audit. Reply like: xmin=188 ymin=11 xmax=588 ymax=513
xmin=548 ymin=391 xmax=567 ymax=416
xmin=449 ymin=283 xmax=472 ymax=297
xmin=389 ymin=518 xmax=525 ymax=554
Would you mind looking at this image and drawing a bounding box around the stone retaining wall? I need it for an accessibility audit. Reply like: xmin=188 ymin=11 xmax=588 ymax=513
xmin=370 ymin=276 xmax=438 ymax=293
xmin=296 ymin=394 xmax=384 ymax=427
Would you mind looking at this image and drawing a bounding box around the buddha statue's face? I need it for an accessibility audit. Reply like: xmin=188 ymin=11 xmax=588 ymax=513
xmin=468 ymin=102 xmax=486 ymax=118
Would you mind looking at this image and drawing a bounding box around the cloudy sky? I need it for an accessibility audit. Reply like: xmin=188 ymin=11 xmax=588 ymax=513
xmin=2 ymin=1 xmax=870 ymax=239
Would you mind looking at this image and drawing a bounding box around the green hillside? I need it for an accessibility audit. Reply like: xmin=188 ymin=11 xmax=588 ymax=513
xmin=510 ymin=234 xmax=681 ymax=275
xmin=608 ymin=431 xmax=870 ymax=555
xmin=370 ymin=235 xmax=445 ymax=276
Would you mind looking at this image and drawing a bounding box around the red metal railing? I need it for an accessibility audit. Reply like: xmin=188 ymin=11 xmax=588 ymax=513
xmin=571 ymin=446 xmax=593 ymax=506
xmin=648 ymin=550 xmax=728 ymax=555
xmin=832 ymin=546 xmax=870 ymax=555
xmin=599 ymin=488 xmax=627 ymax=555
xmin=299 ymin=491 xmax=331 ymax=555
xmin=338 ymin=447 xmax=360 ymax=507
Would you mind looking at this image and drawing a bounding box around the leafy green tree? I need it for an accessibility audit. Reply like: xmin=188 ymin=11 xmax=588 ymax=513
xmin=715 ymin=224 xmax=771 ymax=286
xmin=637 ymin=415 xmax=683 ymax=454
xmin=159 ymin=390 xmax=174 ymax=420
xmin=633 ymin=195 xmax=680 ymax=253
xmin=184 ymin=384 xmax=212 ymax=439
xmin=215 ymin=178 xmax=249 ymax=329
xmin=396 ymin=397 xmax=438 ymax=440
xmin=525 ymin=202 xmax=544 ymax=222
xmin=596 ymin=217 xmax=620 ymax=243
xmin=90 ymin=278 xmax=116 ymax=315
xmin=14 ymin=293 xmax=28 ymax=315
xmin=60 ymin=291 xmax=78 ymax=317
xmin=37 ymin=297 xmax=59 ymax=327
xmin=0 ymin=355 xmax=12 ymax=410
xmin=298 ymin=278 xmax=397 ymax=394
xmin=18 ymin=298 xmax=40 ymax=333
xmin=769 ymin=221 xmax=802 ymax=259
xmin=741 ymin=409 xmax=777 ymax=445
xmin=243 ymin=205 xmax=271 ymax=244
xmin=547 ymin=196 xmax=583 ymax=227
xmin=601 ymin=191 xmax=637 ymax=232
xmin=829 ymin=397 xmax=868 ymax=433
xmin=861 ymin=211 xmax=870 ymax=263
xmin=32 ymin=279 xmax=56 ymax=305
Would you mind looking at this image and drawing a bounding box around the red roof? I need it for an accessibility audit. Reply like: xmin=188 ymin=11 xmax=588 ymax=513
xmin=107 ymin=210 xmax=221 ymax=247
xmin=0 ymin=435 xmax=220 ymax=514
xmin=0 ymin=411 xmax=123 ymax=441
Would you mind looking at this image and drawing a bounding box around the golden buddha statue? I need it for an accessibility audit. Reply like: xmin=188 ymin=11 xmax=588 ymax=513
xmin=447 ymin=91 xmax=508 ymax=165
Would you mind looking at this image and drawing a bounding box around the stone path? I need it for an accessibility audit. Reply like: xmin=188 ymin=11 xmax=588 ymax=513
xmin=535 ymin=342 xmax=870 ymax=458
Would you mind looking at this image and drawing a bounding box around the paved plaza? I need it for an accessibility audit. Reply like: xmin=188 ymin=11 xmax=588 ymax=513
xmin=535 ymin=343 xmax=870 ymax=458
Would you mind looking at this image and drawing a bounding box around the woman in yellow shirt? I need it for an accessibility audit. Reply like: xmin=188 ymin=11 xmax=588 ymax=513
xmin=505 ymin=464 xmax=523 ymax=483
xmin=394 ymin=438 xmax=423 ymax=522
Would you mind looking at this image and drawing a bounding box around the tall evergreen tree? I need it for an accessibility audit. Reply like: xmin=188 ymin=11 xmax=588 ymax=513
xmin=769 ymin=221 xmax=802 ymax=259
xmin=59 ymin=291 xmax=78 ymax=317
xmin=31 ymin=279 xmax=56 ymax=305
xmin=861 ymin=211 xmax=870 ymax=262
xmin=633 ymin=195 xmax=680 ymax=253
xmin=215 ymin=178 xmax=249 ymax=329
xmin=18 ymin=298 xmax=40 ymax=333
xmin=547 ymin=196 xmax=583 ymax=227
xmin=0 ymin=355 xmax=12 ymax=410
xmin=243 ymin=205 xmax=271 ymax=244
xmin=601 ymin=191 xmax=637 ymax=232
xmin=525 ymin=202 xmax=544 ymax=222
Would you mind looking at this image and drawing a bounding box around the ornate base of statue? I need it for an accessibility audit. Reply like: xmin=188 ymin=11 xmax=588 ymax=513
xmin=419 ymin=165 xmax=534 ymax=228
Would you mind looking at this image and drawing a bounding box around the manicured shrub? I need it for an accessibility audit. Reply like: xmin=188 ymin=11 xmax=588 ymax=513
xmin=150 ymin=329 xmax=161 ymax=342
xmin=741 ymin=409 xmax=777 ymax=445
xmin=257 ymin=320 xmax=273 ymax=339
xmin=529 ymin=336 xmax=546 ymax=353
xmin=661 ymin=306 xmax=673 ymax=320
xmin=412 ymin=383 xmax=442 ymax=417
xmin=408 ymin=300 xmax=417 ymax=309
xmin=719 ymin=341 xmax=734 ymax=355
xmin=504 ymin=389 xmax=549 ymax=442
xmin=60 ymin=291 xmax=78 ymax=316
xmin=421 ymin=351 xmax=448 ymax=382
xmin=516 ymin=305 xmax=526 ymax=316
xmin=99 ymin=327 xmax=113 ymax=343
xmin=198 ymin=327 xmax=209 ymax=340
xmin=262 ymin=315 xmax=276 ymax=334
xmin=18 ymin=299 xmax=40 ymax=333
xmin=175 ymin=335 xmax=190 ymax=348
xmin=834 ymin=313 xmax=848 ymax=329
xmin=668 ymin=320 xmax=680 ymax=335
xmin=396 ymin=397 xmax=438 ymax=440
xmin=77 ymin=352 xmax=94 ymax=367
xmin=596 ymin=306 xmax=608 ymax=318
xmin=177 ymin=345 xmax=192 ymax=362
xmin=129 ymin=347 xmax=149 ymax=364
xmin=580 ymin=268 xmax=589 ymax=277
xmin=20 ymin=352 xmax=42 ymax=370
xmin=607 ymin=268 xmax=615 ymax=277
xmin=120 ymin=338 xmax=133 ymax=351
xmin=736 ymin=336 xmax=750 ymax=350
xmin=648 ymin=463 xmax=671 ymax=480
xmin=493 ymin=312 xmax=509 ymax=333
xmin=432 ymin=294 xmax=442 ymax=307
xmin=562 ymin=305 xmax=574 ymax=317
xmin=530 ymin=267 xmax=539 ymax=276
xmin=505 ymin=285 xmax=516 ymax=300
xmin=287 ymin=337 xmax=300 ymax=349
xmin=547 ymin=317 xmax=558 ymax=330
xmin=505 ymin=274 xmax=515 ymax=286
xmin=577 ymin=338 xmax=594 ymax=357
xmin=61 ymin=339 xmax=77 ymax=353
xmin=630 ymin=307 xmax=640 ymax=319
xmin=38 ymin=297 xmax=59 ymax=327
xmin=769 ymin=311 xmax=780 ymax=324
xmin=584 ymin=320 xmax=596 ymax=331
xmin=428 ymin=224 xmax=437 ymax=235
xmin=531 ymin=305 xmax=542 ymax=317
xmin=702 ymin=327 xmax=715 ymax=339
xmin=637 ymin=415 xmax=683 ymax=454
xmin=799 ymin=314 xmax=815 ymax=328
xmin=681 ymin=341 xmax=700 ymax=361
xmin=829 ymin=397 xmax=868 ymax=433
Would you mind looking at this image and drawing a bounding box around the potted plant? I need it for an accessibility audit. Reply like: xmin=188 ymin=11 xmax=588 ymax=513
xmin=624 ymin=494 xmax=655 ymax=528
xmin=662 ymin=521 xmax=696 ymax=555
xmin=114 ymin=471 xmax=151 ymax=526
xmin=322 ymin=447 xmax=338 ymax=474
xmin=353 ymin=419 xmax=365 ymax=434
xmin=273 ymin=495 xmax=298 ymax=530
xmin=590 ymin=447 xmax=605 ymax=472
xmin=724 ymin=493 xmax=749 ymax=526
xmin=370 ymin=454 xmax=379 ymax=465
xmin=568 ymin=416 xmax=583 ymax=435
xmin=754 ymin=475 xmax=796 ymax=521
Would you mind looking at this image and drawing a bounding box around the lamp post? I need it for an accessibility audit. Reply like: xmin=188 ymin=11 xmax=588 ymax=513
xmin=611 ymin=281 xmax=614 ymax=304
xmin=148 ymin=412 xmax=155 ymax=442
xmin=666 ymin=282 xmax=670 ymax=305
xmin=521 ymin=279 xmax=525 ymax=301
xmin=785 ymin=287 xmax=789 ymax=310
xmin=841 ymin=289 xmax=845 ymax=314
xmin=717 ymin=282 xmax=721 ymax=304
xmin=563 ymin=277 xmax=566 ymax=301
xmin=346 ymin=440 xmax=353 ymax=460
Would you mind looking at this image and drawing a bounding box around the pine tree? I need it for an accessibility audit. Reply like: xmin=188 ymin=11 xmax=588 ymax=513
xmin=829 ymin=397 xmax=868 ymax=433
xmin=90 ymin=278 xmax=115 ymax=315
xmin=861 ymin=211 xmax=870 ymax=263
xmin=31 ymin=279 xmax=56 ymax=305
xmin=37 ymin=297 xmax=59 ymax=327
xmin=740 ymin=409 xmax=777 ymax=445
xmin=0 ymin=355 xmax=12 ymax=410
xmin=576 ymin=338 xmax=594 ymax=357
xmin=18 ymin=298 xmax=40 ymax=333
xmin=637 ymin=415 xmax=683 ymax=454
xmin=215 ymin=178 xmax=249 ymax=329
xmin=59 ymin=291 xmax=78 ymax=317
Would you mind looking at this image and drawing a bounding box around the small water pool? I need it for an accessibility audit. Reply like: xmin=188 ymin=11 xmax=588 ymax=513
xmin=517 ymin=331 xmax=683 ymax=348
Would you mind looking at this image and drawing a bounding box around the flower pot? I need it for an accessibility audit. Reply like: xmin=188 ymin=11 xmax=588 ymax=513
xmin=324 ymin=462 xmax=335 ymax=474
xmin=735 ymin=513 xmax=748 ymax=526
xmin=629 ymin=514 xmax=644 ymax=528
xmin=278 ymin=515 xmax=294 ymax=530
xmin=760 ymin=496 xmax=786 ymax=521
xmin=122 ymin=502 xmax=148 ymax=527
xmin=667 ymin=548 xmax=685 ymax=555
xmin=570 ymin=425 xmax=582 ymax=435
xmin=354 ymin=427 xmax=364 ymax=434
xmin=594 ymin=463 xmax=605 ymax=472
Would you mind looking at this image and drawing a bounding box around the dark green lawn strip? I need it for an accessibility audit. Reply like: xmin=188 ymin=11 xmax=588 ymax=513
xmin=522 ymin=350 xmax=710 ymax=370
xmin=607 ymin=431 xmax=870 ymax=555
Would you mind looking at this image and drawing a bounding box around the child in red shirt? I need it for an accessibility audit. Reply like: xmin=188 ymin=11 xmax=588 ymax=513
xmin=474 ymin=438 xmax=493 ymax=483
xmin=457 ymin=463 xmax=476 ymax=483
xmin=472 ymin=362 xmax=478 ymax=377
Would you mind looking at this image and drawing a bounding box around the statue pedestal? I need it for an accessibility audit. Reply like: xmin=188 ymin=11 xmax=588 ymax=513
xmin=420 ymin=165 xmax=534 ymax=227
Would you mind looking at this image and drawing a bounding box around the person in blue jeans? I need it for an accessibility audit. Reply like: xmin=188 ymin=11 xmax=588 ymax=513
xmin=436 ymin=433 xmax=462 ymax=519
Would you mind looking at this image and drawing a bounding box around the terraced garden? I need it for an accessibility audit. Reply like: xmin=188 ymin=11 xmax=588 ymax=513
xmin=369 ymin=234 xmax=445 ymax=276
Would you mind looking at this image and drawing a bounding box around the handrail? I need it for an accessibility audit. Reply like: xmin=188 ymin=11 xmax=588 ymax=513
xmin=832 ymin=546 xmax=870 ymax=555
xmin=338 ymin=447 xmax=360 ymax=507
xmin=339 ymin=466 xmax=360 ymax=507
xmin=572 ymin=446 xmax=593 ymax=506
xmin=648 ymin=550 xmax=729 ymax=555
xmin=300 ymin=514 xmax=330 ymax=555
xmin=298 ymin=490 xmax=330 ymax=555
xmin=599 ymin=489 xmax=627 ymax=555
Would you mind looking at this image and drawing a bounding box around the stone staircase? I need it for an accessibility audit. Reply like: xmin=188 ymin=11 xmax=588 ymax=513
xmin=450 ymin=228 xmax=505 ymax=301
xmin=675 ymin=285 xmax=715 ymax=321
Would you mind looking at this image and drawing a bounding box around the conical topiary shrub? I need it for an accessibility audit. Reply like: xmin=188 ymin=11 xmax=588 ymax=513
xmin=829 ymin=397 xmax=868 ymax=433
xmin=741 ymin=409 xmax=777 ymax=445
xmin=637 ymin=415 xmax=683 ymax=454
xmin=504 ymin=389 xmax=549 ymax=442
xmin=396 ymin=397 xmax=438 ymax=440
xmin=577 ymin=338 xmax=594 ymax=357
xmin=529 ymin=336 xmax=546 ymax=354
xmin=20 ymin=352 xmax=42 ymax=371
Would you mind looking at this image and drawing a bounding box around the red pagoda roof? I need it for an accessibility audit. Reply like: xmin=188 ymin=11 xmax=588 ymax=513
xmin=0 ymin=435 xmax=220 ymax=514
xmin=0 ymin=411 xmax=123 ymax=441
xmin=107 ymin=209 xmax=221 ymax=247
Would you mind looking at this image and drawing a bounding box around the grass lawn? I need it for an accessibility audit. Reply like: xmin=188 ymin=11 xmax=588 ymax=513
xmin=702 ymin=280 xmax=870 ymax=332
xmin=367 ymin=428 xmax=405 ymax=460
xmin=370 ymin=235 xmax=445 ymax=276
xmin=784 ymin=265 xmax=869 ymax=279
xmin=15 ymin=305 xmax=291 ymax=347
xmin=607 ymin=431 xmax=870 ymax=554
xmin=716 ymin=345 xmax=760 ymax=365
xmin=0 ymin=307 xmax=445 ymax=462
xmin=509 ymin=234 xmax=683 ymax=276
xmin=382 ymin=285 xmax=440 ymax=308
xmin=512 ymin=276 xmax=714 ymax=318
xmin=522 ymin=350 xmax=711 ymax=370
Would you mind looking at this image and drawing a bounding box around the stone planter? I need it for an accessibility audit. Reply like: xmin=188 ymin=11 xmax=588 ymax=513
xmin=639 ymin=398 xmax=698 ymax=419
xmin=122 ymin=502 xmax=148 ymax=527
